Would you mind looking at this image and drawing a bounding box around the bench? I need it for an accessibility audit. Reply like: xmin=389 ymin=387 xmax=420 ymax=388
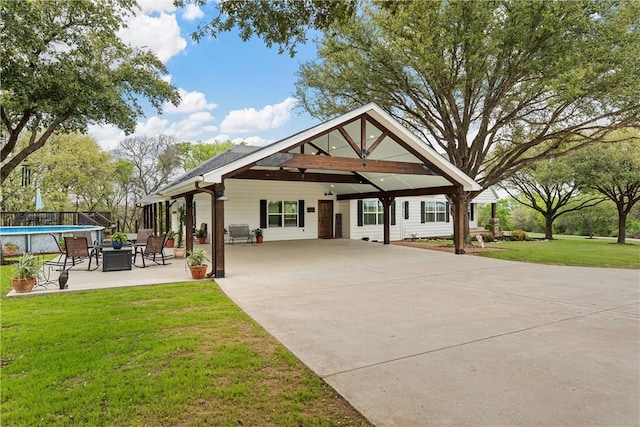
xmin=227 ymin=224 xmax=253 ymax=245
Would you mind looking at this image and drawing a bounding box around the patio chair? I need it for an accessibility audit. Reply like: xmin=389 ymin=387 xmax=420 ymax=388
xmin=63 ymin=236 xmax=100 ymax=271
xmin=133 ymin=234 xmax=170 ymax=268
xmin=72 ymin=230 xmax=97 ymax=246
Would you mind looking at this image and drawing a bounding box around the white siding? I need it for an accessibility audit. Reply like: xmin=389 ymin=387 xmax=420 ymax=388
xmin=190 ymin=181 xmax=497 ymax=242
xmin=222 ymin=179 xmax=333 ymax=241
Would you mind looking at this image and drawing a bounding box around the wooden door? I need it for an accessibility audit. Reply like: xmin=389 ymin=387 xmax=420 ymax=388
xmin=317 ymin=200 xmax=333 ymax=239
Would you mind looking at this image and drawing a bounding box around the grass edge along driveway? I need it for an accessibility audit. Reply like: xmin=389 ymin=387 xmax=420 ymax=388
xmin=1 ymin=280 xmax=370 ymax=426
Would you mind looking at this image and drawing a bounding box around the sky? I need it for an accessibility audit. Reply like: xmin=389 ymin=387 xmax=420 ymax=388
xmin=88 ymin=0 xmax=321 ymax=151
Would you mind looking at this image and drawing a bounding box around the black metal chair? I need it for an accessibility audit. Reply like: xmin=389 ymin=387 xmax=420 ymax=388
xmin=63 ymin=236 xmax=99 ymax=271
xmin=133 ymin=234 xmax=169 ymax=268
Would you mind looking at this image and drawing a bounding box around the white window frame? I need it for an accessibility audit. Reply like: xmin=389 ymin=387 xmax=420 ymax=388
xmin=425 ymin=201 xmax=447 ymax=223
xmin=267 ymin=200 xmax=298 ymax=228
xmin=363 ymin=200 xmax=384 ymax=225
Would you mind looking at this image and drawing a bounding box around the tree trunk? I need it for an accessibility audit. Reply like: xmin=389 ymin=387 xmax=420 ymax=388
xmin=544 ymin=215 xmax=554 ymax=240
xmin=617 ymin=207 xmax=627 ymax=244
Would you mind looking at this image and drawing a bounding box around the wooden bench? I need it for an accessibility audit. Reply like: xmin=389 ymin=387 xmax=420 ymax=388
xmin=227 ymin=224 xmax=253 ymax=245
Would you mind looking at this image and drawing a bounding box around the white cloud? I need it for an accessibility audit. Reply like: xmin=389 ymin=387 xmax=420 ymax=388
xmin=167 ymin=112 xmax=218 ymax=139
xmin=88 ymin=124 xmax=126 ymax=150
xmin=164 ymin=89 xmax=217 ymax=113
xmin=136 ymin=0 xmax=176 ymax=14
xmin=118 ymin=13 xmax=186 ymax=62
xmin=182 ymin=4 xmax=204 ymax=20
xmin=220 ymin=97 xmax=298 ymax=134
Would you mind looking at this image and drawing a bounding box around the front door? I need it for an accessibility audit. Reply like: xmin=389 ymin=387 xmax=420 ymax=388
xmin=317 ymin=200 xmax=333 ymax=239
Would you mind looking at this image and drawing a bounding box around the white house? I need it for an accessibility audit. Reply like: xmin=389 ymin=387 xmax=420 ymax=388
xmin=187 ymin=178 xmax=497 ymax=243
xmin=139 ymin=103 xmax=485 ymax=277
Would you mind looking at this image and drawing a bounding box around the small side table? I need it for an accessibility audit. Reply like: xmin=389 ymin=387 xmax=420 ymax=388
xmin=102 ymin=246 xmax=133 ymax=272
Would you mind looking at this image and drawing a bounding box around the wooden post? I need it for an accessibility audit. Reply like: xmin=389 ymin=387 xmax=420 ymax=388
xmin=213 ymin=184 xmax=225 ymax=278
xmin=380 ymin=195 xmax=394 ymax=245
xmin=185 ymin=194 xmax=194 ymax=252
xmin=491 ymin=202 xmax=497 ymax=220
xmin=164 ymin=201 xmax=170 ymax=233
xmin=453 ymin=190 xmax=465 ymax=254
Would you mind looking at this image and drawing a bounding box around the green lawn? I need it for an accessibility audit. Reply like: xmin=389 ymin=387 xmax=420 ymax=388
xmin=480 ymin=237 xmax=640 ymax=269
xmin=1 ymin=273 xmax=370 ymax=426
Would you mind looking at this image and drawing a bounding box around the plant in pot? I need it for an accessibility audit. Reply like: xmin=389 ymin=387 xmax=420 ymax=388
xmin=59 ymin=236 xmax=66 ymax=253
xmin=174 ymin=205 xmax=186 ymax=258
xmin=166 ymin=230 xmax=176 ymax=248
xmin=186 ymin=248 xmax=209 ymax=279
xmin=196 ymin=228 xmax=207 ymax=244
xmin=110 ymin=232 xmax=128 ymax=249
xmin=253 ymin=228 xmax=264 ymax=244
xmin=11 ymin=253 xmax=42 ymax=293
xmin=3 ymin=242 xmax=19 ymax=256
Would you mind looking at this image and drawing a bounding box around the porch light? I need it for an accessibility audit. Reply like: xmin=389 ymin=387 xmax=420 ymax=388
xmin=217 ymin=193 xmax=229 ymax=201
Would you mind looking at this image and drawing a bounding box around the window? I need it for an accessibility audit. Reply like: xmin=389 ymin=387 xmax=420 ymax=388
xmin=267 ymin=200 xmax=298 ymax=228
xmin=363 ymin=200 xmax=384 ymax=225
xmin=423 ymin=201 xmax=448 ymax=223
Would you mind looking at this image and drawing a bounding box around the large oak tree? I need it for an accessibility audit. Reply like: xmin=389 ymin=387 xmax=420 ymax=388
xmin=293 ymin=1 xmax=639 ymax=233
xmin=1 ymin=0 xmax=180 ymax=184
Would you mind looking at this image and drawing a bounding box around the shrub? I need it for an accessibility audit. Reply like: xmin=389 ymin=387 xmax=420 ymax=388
xmin=483 ymin=234 xmax=495 ymax=243
xmin=511 ymin=229 xmax=528 ymax=241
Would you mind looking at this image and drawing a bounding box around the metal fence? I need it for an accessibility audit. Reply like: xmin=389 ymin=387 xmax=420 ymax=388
xmin=0 ymin=211 xmax=112 ymax=228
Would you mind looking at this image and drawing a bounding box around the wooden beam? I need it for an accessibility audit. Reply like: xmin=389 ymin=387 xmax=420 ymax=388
xmin=338 ymin=126 xmax=362 ymax=157
xmin=232 ymin=169 xmax=363 ymax=184
xmin=366 ymin=132 xmax=387 ymax=157
xmin=337 ymin=185 xmax=459 ymax=201
xmin=279 ymin=153 xmax=434 ymax=175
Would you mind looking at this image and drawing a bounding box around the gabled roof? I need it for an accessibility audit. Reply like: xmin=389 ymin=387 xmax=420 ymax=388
xmin=144 ymin=103 xmax=481 ymax=203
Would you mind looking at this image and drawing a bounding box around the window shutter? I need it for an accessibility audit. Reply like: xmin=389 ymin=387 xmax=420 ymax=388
xmin=446 ymin=202 xmax=450 ymax=223
xmin=391 ymin=200 xmax=396 ymax=226
xmin=470 ymin=203 xmax=475 ymax=221
xmin=298 ymin=200 xmax=305 ymax=227
xmin=404 ymin=201 xmax=409 ymax=220
xmin=420 ymin=201 xmax=426 ymax=223
xmin=260 ymin=200 xmax=267 ymax=228
xmin=357 ymin=200 xmax=363 ymax=227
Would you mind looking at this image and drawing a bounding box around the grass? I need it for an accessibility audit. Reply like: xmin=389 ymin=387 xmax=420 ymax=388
xmin=479 ymin=237 xmax=640 ymax=269
xmin=415 ymin=235 xmax=639 ymax=269
xmin=1 ymin=269 xmax=370 ymax=426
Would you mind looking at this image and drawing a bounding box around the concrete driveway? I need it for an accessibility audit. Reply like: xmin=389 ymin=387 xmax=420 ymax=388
xmin=218 ymin=239 xmax=639 ymax=427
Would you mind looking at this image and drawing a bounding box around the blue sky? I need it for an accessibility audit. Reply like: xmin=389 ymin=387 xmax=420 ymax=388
xmin=88 ymin=0 xmax=321 ymax=150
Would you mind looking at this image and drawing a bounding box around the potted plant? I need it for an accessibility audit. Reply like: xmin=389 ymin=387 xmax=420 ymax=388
xmin=11 ymin=253 xmax=42 ymax=293
xmin=174 ymin=205 xmax=186 ymax=258
xmin=196 ymin=228 xmax=207 ymax=244
xmin=3 ymin=242 xmax=19 ymax=256
xmin=186 ymin=248 xmax=209 ymax=279
xmin=166 ymin=230 xmax=176 ymax=248
xmin=59 ymin=236 xmax=66 ymax=252
xmin=253 ymin=228 xmax=264 ymax=244
xmin=110 ymin=232 xmax=128 ymax=249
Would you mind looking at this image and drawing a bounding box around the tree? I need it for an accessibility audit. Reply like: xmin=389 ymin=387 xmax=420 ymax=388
xmin=113 ymin=135 xmax=183 ymax=199
xmin=180 ymin=0 xmax=357 ymax=56
xmin=572 ymin=133 xmax=640 ymax=244
xmin=177 ymin=141 xmax=235 ymax=172
xmin=293 ymin=1 xmax=640 ymax=237
xmin=0 ymin=0 xmax=180 ymax=183
xmin=501 ymin=157 xmax=604 ymax=239
xmin=0 ymin=133 xmax=116 ymax=212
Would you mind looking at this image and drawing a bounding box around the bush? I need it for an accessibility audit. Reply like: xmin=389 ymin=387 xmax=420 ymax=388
xmin=511 ymin=229 xmax=528 ymax=241
xmin=483 ymin=234 xmax=495 ymax=243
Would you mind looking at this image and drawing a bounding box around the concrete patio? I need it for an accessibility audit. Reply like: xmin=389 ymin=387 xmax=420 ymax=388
xmin=7 ymin=239 xmax=640 ymax=426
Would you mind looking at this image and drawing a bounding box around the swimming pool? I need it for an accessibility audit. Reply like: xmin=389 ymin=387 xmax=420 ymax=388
xmin=0 ymin=225 xmax=104 ymax=254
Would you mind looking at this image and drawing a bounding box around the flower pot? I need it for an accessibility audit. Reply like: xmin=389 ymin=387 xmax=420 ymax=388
xmin=12 ymin=277 xmax=36 ymax=293
xmin=174 ymin=247 xmax=186 ymax=258
xmin=112 ymin=242 xmax=123 ymax=249
xmin=197 ymin=237 xmax=206 ymax=244
xmin=189 ymin=264 xmax=208 ymax=280
xmin=3 ymin=246 xmax=18 ymax=256
xmin=256 ymin=236 xmax=264 ymax=244
xmin=166 ymin=239 xmax=175 ymax=248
